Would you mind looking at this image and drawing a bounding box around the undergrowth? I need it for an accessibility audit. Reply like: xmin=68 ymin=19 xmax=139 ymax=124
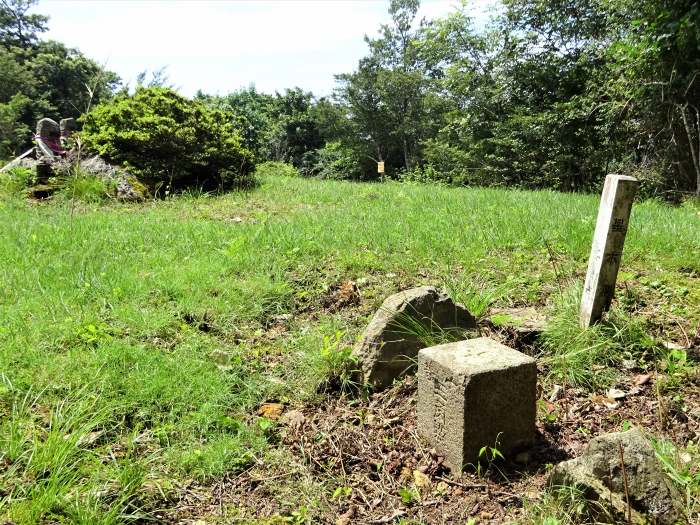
xmin=540 ymin=283 xmax=658 ymax=390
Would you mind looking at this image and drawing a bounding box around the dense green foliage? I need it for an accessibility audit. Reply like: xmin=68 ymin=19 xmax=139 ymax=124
xmin=0 ymin=0 xmax=118 ymax=158
xmin=3 ymin=0 xmax=697 ymax=196
xmin=198 ymin=87 xmax=323 ymax=167
xmin=191 ymin=0 xmax=700 ymax=197
xmin=319 ymin=0 xmax=700 ymax=196
xmin=81 ymin=88 xmax=255 ymax=191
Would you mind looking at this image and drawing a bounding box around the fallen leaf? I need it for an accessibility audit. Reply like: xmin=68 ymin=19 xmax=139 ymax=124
xmin=607 ymin=388 xmax=626 ymax=400
xmin=257 ymin=403 xmax=284 ymax=420
xmin=413 ymin=469 xmax=431 ymax=490
xmin=634 ymin=373 xmax=652 ymax=386
xmin=591 ymin=394 xmax=620 ymax=409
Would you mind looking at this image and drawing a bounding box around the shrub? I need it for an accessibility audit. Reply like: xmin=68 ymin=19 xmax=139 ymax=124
xmin=0 ymin=166 xmax=34 ymax=197
xmin=254 ymin=161 xmax=298 ymax=178
xmin=80 ymin=87 xmax=255 ymax=192
xmin=301 ymin=141 xmax=361 ymax=180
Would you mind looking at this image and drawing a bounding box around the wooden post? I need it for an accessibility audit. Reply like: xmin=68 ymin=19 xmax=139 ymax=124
xmin=580 ymin=174 xmax=639 ymax=328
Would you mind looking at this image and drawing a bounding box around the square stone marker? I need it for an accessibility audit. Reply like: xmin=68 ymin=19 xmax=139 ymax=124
xmin=417 ymin=337 xmax=537 ymax=472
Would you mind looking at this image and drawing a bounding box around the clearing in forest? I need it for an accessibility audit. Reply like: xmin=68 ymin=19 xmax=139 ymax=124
xmin=0 ymin=173 xmax=698 ymax=524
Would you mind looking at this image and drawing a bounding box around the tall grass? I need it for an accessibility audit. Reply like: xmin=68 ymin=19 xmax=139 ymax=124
xmin=539 ymin=284 xmax=658 ymax=389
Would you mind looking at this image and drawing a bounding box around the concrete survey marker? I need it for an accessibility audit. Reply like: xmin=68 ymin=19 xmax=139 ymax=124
xmin=417 ymin=337 xmax=536 ymax=472
xmin=580 ymin=174 xmax=639 ymax=328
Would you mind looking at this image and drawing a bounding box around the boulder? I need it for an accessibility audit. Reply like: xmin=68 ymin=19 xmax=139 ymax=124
xmin=59 ymin=117 xmax=77 ymax=135
xmin=36 ymin=117 xmax=60 ymax=139
xmin=549 ymin=428 xmax=685 ymax=525
xmin=354 ymin=286 xmax=477 ymax=389
xmin=35 ymin=118 xmax=62 ymax=160
xmin=59 ymin=118 xmax=77 ymax=147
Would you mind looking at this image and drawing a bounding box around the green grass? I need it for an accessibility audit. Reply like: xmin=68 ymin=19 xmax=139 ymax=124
xmin=0 ymin=172 xmax=698 ymax=522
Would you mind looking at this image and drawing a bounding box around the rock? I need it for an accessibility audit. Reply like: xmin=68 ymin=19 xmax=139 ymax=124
xmin=417 ymin=337 xmax=537 ymax=472
xmin=36 ymin=117 xmax=60 ymax=139
xmin=79 ymin=156 xmax=121 ymax=179
xmin=59 ymin=117 xmax=76 ymax=135
xmin=280 ymin=409 xmax=305 ymax=429
xmin=75 ymin=157 xmax=146 ymax=201
xmin=354 ymin=286 xmax=477 ymax=389
xmin=116 ymin=177 xmax=146 ymax=201
xmin=489 ymin=306 xmax=548 ymax=334
xmin=549 ymin=428 xmax=684 ymax=525
xmin=35 ymin=118 xmax=62 ymax=160
xmin=59 ymin=117 xmax=77 ymax=147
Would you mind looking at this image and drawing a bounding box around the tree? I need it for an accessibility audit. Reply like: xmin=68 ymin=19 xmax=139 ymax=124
xmin=81 ymin=87 xmax=255 ymax=191
xmin=0 ymin=0 xmax=47 ymax=50
xmin=336 ymin=0 xmax=437 ymax=177
xmin=0 ymin=1 xmax=120 ymax=158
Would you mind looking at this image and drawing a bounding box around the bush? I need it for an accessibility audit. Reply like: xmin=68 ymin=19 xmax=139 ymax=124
xmin=80 ymin=87 xmax=255 ymax=192
xmin=301 ymin=141 xmax=361 ymax=180
xmin=0 ymin=166 xmax=34 ymax=197
xmin=254 ymin=161 xmax=298 ymax=178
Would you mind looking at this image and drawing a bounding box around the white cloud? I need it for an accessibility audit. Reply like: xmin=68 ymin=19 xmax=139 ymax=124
xmin=36 ymin=0 xmax=496 ymax=97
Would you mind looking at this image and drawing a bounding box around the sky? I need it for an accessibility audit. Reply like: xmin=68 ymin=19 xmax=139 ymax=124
xmin=36 ymin=0 xmax=497 ymax=98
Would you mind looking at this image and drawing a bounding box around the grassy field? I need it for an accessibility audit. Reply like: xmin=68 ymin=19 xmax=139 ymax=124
xmin=0 ymin=173 xmax=698 ymax=523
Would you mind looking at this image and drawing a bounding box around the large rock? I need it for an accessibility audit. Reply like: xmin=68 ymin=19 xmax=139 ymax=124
xmin=417 ymin=337 xmax=537 ymax=472
xmin=35 ymin=118 xmax=62 ymax=160
xmin=59 ymin=117 xmax=77 ymax=146
xmin=354 ymin=286 xmax=477 ymax=389
xmin=36 ymin=117 xmax=60 ymax=139
xmin=549 ymin=428 xmax=685 ymax=525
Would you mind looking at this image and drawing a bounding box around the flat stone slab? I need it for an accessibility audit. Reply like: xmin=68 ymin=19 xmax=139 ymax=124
xmin=489 ymin=307 xmax=547 ymax=335
xmin=354 ymin=286 xmax=477 ymax=390
xmin=417 ymin=337 xmax=536 ymax=472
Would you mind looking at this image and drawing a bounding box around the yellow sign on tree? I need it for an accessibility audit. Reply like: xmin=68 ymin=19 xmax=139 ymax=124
xmin=377 ymin=161 xmax=385 ymax=174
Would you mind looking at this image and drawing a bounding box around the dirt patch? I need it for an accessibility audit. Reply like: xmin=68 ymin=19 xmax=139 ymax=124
xmin=168 ymin=365 xmax=699 ymax=523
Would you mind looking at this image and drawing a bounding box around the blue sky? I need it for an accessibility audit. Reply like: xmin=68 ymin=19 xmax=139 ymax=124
xmin=36 ymin=0 xmax=497 ymax=97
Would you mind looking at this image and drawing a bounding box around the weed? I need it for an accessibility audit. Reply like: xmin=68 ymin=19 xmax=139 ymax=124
xmin=657 ymin=347 xmax=697 ymax=392
xmin=0 ymin=166 xmax=34 ymax=197
xmin=301 ymin=331 xmax=361 ymax=396
xmin=520 ymin=485 xmax=602 ymax=525
xmin=444 ymin=274 xmax=509 ymax=319
xmin=399 ymin=486 xmax=419 ymax=506
xmin=57 ymin=168 xmax=115 ymax=203
xmin=473 ymin=433 xmax=506 ymax=479
xmin=539 ymin=283 xmax=658 ymax=390
xmin=653 ymin=438 xmax=700 ymax=519
xmin=390 ymin=308 xmax=475 ymax=348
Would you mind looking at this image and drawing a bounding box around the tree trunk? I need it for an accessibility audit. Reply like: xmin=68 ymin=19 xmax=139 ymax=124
xmin=680 ymin=104 xmax=700 ymax=196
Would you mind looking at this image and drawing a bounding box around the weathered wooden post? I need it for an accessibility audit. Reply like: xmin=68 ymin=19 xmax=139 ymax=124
xmin=580 ymin=174 xmax=639 ymax=328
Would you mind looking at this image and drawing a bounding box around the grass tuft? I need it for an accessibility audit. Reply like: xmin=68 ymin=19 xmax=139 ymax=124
xmin=539 ymin=283 xmax=658 ymax=390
